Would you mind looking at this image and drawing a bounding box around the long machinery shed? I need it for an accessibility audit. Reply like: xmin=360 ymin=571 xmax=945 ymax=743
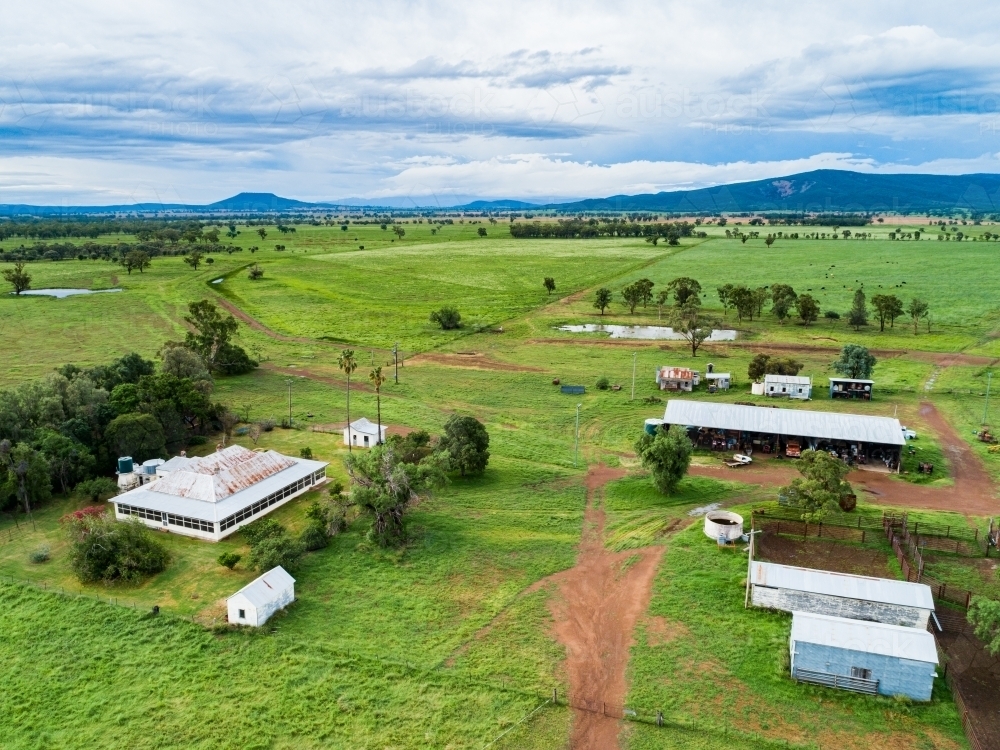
xmin=750 ymin=561 xmax=934 ymax=628
xmin=661 ymin=400 xmax=904 ymax=469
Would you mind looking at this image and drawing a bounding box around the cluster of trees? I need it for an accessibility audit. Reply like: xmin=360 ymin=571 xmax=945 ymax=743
xmin=0 ymin=301 xmax=256 ymax=515
xmin=509 ymin=219 xmax=700 ymax=240
xmin=0 ymin=218 xmax=210 ymax=241
xmin=717 ymin=283 xmax=820 ymax=325
xmin=780 ymin=450 xmax=856 ymax=520
xmin=346 ymin=416 xmax=490 ymax=545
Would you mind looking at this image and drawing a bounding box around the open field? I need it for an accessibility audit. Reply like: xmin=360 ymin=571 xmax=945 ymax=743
xmin=3 ymin=220 xmax=999 ymax=747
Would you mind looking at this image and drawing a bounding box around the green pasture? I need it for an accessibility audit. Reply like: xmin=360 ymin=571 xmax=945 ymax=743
xmin=2 ymin=220 xmax=998 ymax=747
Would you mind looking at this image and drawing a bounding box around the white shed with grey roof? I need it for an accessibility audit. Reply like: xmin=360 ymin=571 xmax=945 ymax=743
xmin=662 ymin=399 xmax=904 ymax=470
xmin=750 ymin=561 xmax=934 ymax=628
xmin=344 ymin=417 xmax=387 ymax=448
xmin=227 ymin=566 xmax=296 ymax=626
xmin=111 ymin=445 xmax=328 ymax=541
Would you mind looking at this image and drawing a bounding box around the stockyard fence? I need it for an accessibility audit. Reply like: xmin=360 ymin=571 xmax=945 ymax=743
xmin=0 ymin=575 xmax=814 ymax=750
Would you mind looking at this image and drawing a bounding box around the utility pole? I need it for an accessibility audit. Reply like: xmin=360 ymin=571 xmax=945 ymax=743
xmin=286 ymin=379 xmax=293 ymax=427
xmin=984 ymin=371 xmax=993 ymax=425
xmin=574 ymin=403 xmax=582 ymax=467
xmin=631 ymin=352 xmax=637 ymax=401
xmin=393 ymin=342 xmax=399 ymax=384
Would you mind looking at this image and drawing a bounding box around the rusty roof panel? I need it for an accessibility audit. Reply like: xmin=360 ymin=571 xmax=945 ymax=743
xmin=151 ymin=446 xmax=297 ymax=502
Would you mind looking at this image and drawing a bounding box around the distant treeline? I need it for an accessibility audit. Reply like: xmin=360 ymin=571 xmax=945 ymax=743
xmin=0 ymin=219 xmax=212 ymax=241
xmin=509 ymin=219 xmax=702 ymax=241
xmin=0 ymin=241 xmax=244 ymax=263
xmin=765 ymin=214 xmax=872 ymax=227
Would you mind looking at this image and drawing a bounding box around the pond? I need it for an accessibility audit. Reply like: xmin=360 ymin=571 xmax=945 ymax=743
xmin=555 ymin=324 xmax=737 ymax=341
xmin=15 ymin=288 xmax=123 ymax=299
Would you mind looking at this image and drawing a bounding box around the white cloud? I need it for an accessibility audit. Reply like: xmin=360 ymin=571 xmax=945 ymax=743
xmin=1 ymin=2 xmax=1000 ymax=202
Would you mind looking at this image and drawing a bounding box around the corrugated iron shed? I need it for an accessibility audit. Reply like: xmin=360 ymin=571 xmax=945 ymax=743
xmin=752 ymin=561 xmax=933 ymax=610
xmin=791 ymin=611 xmax=938 ymax=664
xmin=663 ymin=400 xmax=905 ymax=445
xmin=231 ymin=566 xmax=296 ymax=610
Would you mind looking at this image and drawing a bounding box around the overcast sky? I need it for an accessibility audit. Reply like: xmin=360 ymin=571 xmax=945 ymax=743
xmin=3 ymin=1 xmax=1000 ymax=205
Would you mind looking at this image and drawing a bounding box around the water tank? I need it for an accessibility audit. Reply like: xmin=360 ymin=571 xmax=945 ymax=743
xmin=644 ymin=418 xmax=665 ymax=436
xmin=117 ymin=456 xmax=134 ymax=474
xmin=704 ymin=511 xmax=744 ymax=542
xmin=117 ymin=472 xmax=139 ymax=492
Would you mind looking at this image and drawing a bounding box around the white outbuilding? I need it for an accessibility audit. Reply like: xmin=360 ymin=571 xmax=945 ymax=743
xmin=227 ymin=566 xmax=296 ymax=626
xmin=344 ymin=417 xmax=387 ymax=448
xmin=762 ymin=374 xmax=812 ymax=399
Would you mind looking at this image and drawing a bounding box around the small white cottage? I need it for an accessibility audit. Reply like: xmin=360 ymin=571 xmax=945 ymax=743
xmin=344 ymin=417 xmax=387 ymax=448
xmin=227 ymin=566 xmax=296 ymax=626
xmin=763 ymin=374 xmax=812 ymax=400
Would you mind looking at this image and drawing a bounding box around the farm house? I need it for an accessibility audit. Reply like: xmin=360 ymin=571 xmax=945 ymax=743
xmin=111 ymin=445 xmax=328 ymax=541
xmin=759 ymin=374 xmax=812 ymax=399
xmin=660 ymin=400 xmax=905 ymax=468
xmin=344 ymin=417 xmax=387 ymax=448
xmin=705 ymin=372 xmax=731 ymax=391
xmin=655 ymin=366 xmax=698 ymax=391
xmin=749 ymin=561 xmax=934 ymax=628
xmin=790 ymin=611 xmax=938 ymax=701
xmin=227 ymin=566 xmax=296 ymax=626
xmin=830 ymin=377 xmax=875 ymax=400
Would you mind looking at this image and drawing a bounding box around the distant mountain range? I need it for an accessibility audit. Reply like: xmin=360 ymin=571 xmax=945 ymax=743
xmin=3 ymin=171 xmax=1000 ymax=215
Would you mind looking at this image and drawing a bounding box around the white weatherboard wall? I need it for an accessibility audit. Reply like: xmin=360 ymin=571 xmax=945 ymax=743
xmin=227 ymin=566 xmax=296 ymax=627
xmin=751 ymin=561 xmax=934 ymax=628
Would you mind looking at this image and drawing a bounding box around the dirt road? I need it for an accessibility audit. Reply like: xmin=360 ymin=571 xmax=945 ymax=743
xmin=691 ymin=402 xmax=998 ymax=515
xmin=548 ymin=465 xmax=664 ymax=750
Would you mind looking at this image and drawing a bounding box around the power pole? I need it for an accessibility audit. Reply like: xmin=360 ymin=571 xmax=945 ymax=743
xmin=286 ymin=379 xmax=293 ymax=427
xmin=984 ymin=371 xmax=993 ymax=425
xmin=393 ymin=342 xmax=399 ymax=384
xmin=631 ymin=352 xmax=637 ymax=401
xmin=574 ymin=403 xmax=582 ymax=467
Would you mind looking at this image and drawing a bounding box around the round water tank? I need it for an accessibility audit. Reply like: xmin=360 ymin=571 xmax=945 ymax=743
xmin=117 ymin=456 xmax=134 ymax=474
xmin=704 ymin=511 xmax=744 ymax=542
xmin=644 ymin=418 xmax=664 ymax=436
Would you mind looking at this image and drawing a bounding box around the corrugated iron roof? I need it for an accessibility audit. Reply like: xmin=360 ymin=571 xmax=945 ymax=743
xmin=752 ymin=561 xmax=933 ymax=609
xmin=659 ymin=367 xmax=694 ymax=379
xmin=228 ymin=566 xmax=295 ymax=609
xmin=829 ymin=378 xmax=875 ymax=384
xmin=348 ymin=417 xmax=385 ymax=435
xmin=140 ymin=445 xmax=297 ymax=503
xmin=764 ymin=374 xmax=812 ymax=385
xmin=791 ymin=611 xmax=938 ymax=664
xmin=663 ymin=400 xmax=905 ymax=445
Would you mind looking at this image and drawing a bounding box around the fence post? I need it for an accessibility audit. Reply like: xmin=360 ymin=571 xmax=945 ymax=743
xmin=861 ymin=529 xmax=866 ymax=543
xmin=553 ymin=688 xmax=557 ymax=704
xmin=657 ymin=711 xmax=663 ymax=727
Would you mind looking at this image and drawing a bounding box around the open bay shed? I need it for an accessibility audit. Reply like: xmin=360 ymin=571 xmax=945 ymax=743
xmin=750 ymin=561 xmax=934 ymax=628
xmin=661 ymin=400 xmax=905 ymax=469
xmin=111 ymin=445 xmax=328 ymax=541
xmin=227 ymin=566 xmax=295 ymax=627
xmin=790 ymin=611 xmax=938 ymax=701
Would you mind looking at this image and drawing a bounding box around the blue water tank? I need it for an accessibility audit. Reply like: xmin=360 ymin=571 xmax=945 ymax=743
xmin=644 ymin=418 xmax=664 ymax=436
xmin=117 ymin=456 xmax=134 ymax=474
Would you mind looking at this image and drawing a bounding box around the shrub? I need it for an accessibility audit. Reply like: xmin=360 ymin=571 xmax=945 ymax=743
xmin=260 ymin=418 xmax=276 ymax=432
xmin=299 ymin=521 xmax=329 ymax=551
xmin=299 ymin=447 xmax=314 ymax=459
xmin=217 ymin=551 xmax=241 ymax=570
xmin=634 ymin=425 xmax=693 ymax=495
xmin=29 ymin=546 xmax=50 ymax=564
xmin=241 ymin=518 xmax=285 ymax=546
xmin=596 ymin=376 xmax=610 ymax=391
xmin=429 ymin=306 xmax=461 ymax=330
xmin=65 ymin=515 xmax=169 ymax=584
xmin=823 ymin=310 xmax=841 ymax=320
xmin=246 ymin=534 xmax=304 ymax=571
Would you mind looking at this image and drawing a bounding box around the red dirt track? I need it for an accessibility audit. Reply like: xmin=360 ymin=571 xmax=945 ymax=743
xmin=548 ymin=465 xmax=664 ymax=750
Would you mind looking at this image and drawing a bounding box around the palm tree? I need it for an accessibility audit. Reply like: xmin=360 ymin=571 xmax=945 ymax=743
xmin=369 ymin=366 xmax=386 ymax=445
xmin=338 ymin=350 xmax=358 ymax=452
